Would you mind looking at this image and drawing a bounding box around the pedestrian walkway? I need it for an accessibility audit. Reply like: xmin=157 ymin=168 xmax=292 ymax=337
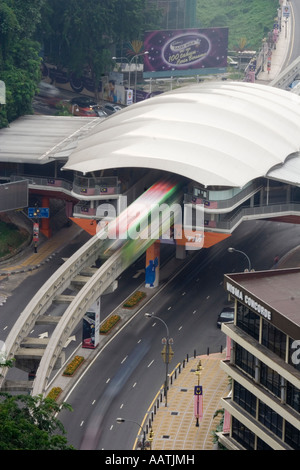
xmin=145 ymin=353 xmax=229 ymax=451
xmin=256 ymin=2 xmax=291 ymax=84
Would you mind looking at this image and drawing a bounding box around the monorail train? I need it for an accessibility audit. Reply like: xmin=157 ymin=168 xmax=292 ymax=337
xmin=97 ymin=178 xmax=182 ymax=263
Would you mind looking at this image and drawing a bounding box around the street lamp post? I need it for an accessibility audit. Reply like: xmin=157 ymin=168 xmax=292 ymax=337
xmin=128 ymin=51 xmax=149 ymax=103
xmin=116 ymin=418 xmax=146 ymax=450
xmin=194 ymin=360 xmax=203 ymax=427
xmin=112 ymin=56 xmax=129 ymax=73
xmin=228 ymin=247 xmax=252 ymax=271
xmin=145 ymin=313 xmax=173 ymax=407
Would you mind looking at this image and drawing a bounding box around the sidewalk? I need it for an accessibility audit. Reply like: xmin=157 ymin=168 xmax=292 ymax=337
xmin=145 ymin=353 xmax=229 ymax=451
xmin=256 ymin=5 xmax=291 ymax=84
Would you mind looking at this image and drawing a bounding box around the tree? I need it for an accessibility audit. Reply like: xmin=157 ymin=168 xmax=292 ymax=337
xmin=0 ymin=393 xmax=74 ymax=450
xmin=0 ymin=0 xmax=44 ymax=127
xmin=39 ymin=0 xmax=161 ymax=97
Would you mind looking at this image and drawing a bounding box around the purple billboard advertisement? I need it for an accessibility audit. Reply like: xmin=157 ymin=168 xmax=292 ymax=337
xmin=143 ymin=28 xmax=228 ymax=78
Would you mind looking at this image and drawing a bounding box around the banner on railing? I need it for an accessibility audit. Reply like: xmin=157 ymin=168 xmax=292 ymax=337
xmin=194 ymin=385 xmax=203 ymax=421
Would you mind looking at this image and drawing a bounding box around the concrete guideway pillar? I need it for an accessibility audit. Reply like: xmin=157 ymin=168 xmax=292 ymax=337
xmin=145 ymin=241 xmax=160 ymax=288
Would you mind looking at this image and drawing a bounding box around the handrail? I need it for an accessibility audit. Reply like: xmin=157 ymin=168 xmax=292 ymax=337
xmin=0 ymin=234 xmax=103 ymax=389
xmin=206 ymin=202 xmax=300 ymax=233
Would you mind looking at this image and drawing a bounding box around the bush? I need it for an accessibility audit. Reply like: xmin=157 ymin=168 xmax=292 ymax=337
xmin=46 ymin=387 xmax=62 ymax=401
xmin=63 ymin=356 xmax=84 ymax=376
xmin=100 ymin=315 xmax=120 ymax=334
xmin=123 ymin=291 xmax=146 ymax=308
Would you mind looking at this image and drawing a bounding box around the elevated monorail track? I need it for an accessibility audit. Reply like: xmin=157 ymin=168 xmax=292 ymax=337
xmin=0 ymin=180 xmax=182 ymax=395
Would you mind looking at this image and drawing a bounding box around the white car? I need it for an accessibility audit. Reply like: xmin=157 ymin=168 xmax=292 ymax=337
xmin=227 ymin=57 xmax=238 ymax=68
xmin=103 ymin=103 xmax=122 ymax=115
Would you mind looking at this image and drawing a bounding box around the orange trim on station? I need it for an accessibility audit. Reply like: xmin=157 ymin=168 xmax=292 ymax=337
xmin=72 ymin=217 xmax=231 ymax=249
xmin=202 ymin=231 xmax=231 ymax=248
xmin=70 ymin=217 xmax=97 ymax=236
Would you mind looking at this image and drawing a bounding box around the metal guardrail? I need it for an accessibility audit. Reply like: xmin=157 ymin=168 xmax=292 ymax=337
xmin=270 ymin=56 xmax=300 ymax=89
xmin=10 ymin=174 xmax=121 ymax=198
xmin=214 ymin=202 xmax=300 ymax=233
xmin=184 ymin=180 xmax=263 ymax=212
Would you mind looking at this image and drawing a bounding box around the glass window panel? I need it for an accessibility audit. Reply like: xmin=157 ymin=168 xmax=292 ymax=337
xmin=260 ymin=362 xmax=281 ymax=398
xmin=233 ymin=381 xmax=257 ymax=417
xmin=235 ymin=343 xmax=256 ymax=378
xmin=262 ymin=320 xmax=286 ymax=360
xmin=285 ymin=421 xmax=300 ymax=450
xmin=258 ymin=401 xmax=282 ymax=438
xmin=232 ymin=417 xmax=255 ymax=450
xmin=236 ymin=302 xmax=259 ymax=340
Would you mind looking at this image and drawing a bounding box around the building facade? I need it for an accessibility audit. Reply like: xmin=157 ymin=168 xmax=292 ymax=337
xmin=218 ymin=268 xmax=300 ymax=450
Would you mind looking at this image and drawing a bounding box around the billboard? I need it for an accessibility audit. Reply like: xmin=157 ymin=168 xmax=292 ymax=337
xmin=143 ymin=28 xmax=228 ymax=78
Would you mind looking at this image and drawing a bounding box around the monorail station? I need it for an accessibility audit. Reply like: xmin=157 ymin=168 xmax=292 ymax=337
xmin=2 ymin=81 xmax=300 ymax=243
xmin=218 ymin=268 xmax=300 ymax=450
xmin=3 ymin=81 xmax=300 ymax=286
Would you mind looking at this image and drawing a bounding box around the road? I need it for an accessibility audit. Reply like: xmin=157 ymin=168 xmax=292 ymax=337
xmin=57 ymin=218 xmax=300 ymax=450
xmin=281 ymin=0 xmax=300 ymax=69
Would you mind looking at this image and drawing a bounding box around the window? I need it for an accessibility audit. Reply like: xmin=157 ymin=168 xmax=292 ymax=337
xmin=256 ymin=437 xmax=272 ymax=450
xmin=232 ymin=417 xmax=255 ymax=450
xmin=258 ymin=401 xmax=282 ymax=438
xmin=235 ymin=343 xmax=256 ymax=378
xmin=236 ymin=302 xmax=260 ymax=340
xmin=260 ymin=362 xmax=281 ymax=398
xmin=285 ymin=421 xmax=300 ymax=450
xmin=262 ymin=320 xmax=286 ymax=360
xmin=233 ymin=381 xmax=257 ymax=417
xmin=193 ymin=187 xmax=207 ymax=199
xmin=286 ymin=381 xmax=300 ymax=414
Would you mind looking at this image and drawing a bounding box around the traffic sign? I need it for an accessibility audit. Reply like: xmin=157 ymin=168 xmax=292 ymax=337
xmin=283 ymin=5 xmax=290 ymax=17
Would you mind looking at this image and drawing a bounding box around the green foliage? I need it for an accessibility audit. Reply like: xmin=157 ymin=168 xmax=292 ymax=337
xmin=0 ymin=0 xmax=43 ymax=128
xmin=0 ymin=220 xmax=29 ymax=258
xmin=0 ymin=0 xmax=280 ymax=128
xmin=196 ymin=0 xmax=279 ymax=50
xmin=40 ymin=0 xmax=161 ymax=93
xmin=0 ymin=393 xmax=74 ymax=450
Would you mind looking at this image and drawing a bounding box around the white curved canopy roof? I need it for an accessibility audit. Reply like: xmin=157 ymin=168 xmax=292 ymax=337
xmin=63 ymin=81 xmax=300 ymax=188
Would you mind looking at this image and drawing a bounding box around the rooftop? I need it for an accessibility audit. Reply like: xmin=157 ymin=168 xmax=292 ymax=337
xmin=225 ymin=268 xmax=300 ymax=339
xmin=0 ymin=115 xmax=100 ymax=164
xmin=63 ymin=81 xmax=300 ymax=188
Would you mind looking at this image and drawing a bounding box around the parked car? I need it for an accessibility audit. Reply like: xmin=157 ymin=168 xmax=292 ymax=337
xmin=103 ymin=103 xmax=122 ymax=115
xmin=61 ymin=96 xmax=107 ymax=117
xmin=217 ymin=306 xmax=234 ymax=328
xmin=96 ymin=107 xmax=109 ymax=118
xmin=227 ymin=56 xmax=238 ymax=68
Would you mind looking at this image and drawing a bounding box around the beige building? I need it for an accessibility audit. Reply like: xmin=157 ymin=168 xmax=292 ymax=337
xmin=218 ymin=268 xmax=300 ymax=450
